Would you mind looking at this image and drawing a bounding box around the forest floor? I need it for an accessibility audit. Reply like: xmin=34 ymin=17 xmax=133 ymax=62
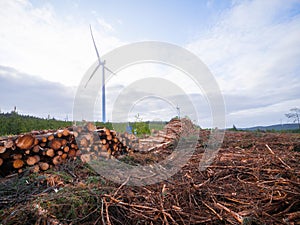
xmin=0 ymin=130 xmax=299 ymax=225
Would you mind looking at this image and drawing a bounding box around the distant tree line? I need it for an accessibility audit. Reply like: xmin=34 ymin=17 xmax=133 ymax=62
xmin=0 ymin=112 xmax=72 ymax=135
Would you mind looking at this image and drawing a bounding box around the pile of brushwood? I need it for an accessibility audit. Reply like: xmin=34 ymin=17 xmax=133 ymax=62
xmin=0 ymin=123 xmax=299 ymax=224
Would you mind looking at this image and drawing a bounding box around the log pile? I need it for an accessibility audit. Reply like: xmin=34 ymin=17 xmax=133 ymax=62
xmin=0 ymin=124 xmax=131 ymax=177
xmin=0 ymin=119 xmax=197 ymax=177
xmin=136 ymin=118 xmax=196 ymax=153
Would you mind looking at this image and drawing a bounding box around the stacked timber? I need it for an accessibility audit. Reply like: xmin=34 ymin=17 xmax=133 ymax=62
xmin=137 ymin=118 xmax=196 ymax=153
xmin=0 ymin=119 xmax=196 ymax=176
xmin=0 ymin=123 xmax=131 ymax=177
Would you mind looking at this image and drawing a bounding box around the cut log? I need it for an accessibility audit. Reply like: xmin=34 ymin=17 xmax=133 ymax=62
xmin=40 ymin=142 xmax=46 ymax=148
xmin=34 ymin=155 xmax=41 ymax=163
xmin=26 ymin=156 xmax=37 ymax=165
xmin=32 ymin=145 xmax=40 ymax=153
xmin=34 ymin=138 xmax=39 ymax=145
xmin=56 ymin=131 xmax=63 ymax=138
xmin=41 ymin=136 xmax=47 ymax=143
xmin=113 ymin=144 xmax=118 ymax=151
xmin=46 ymin=149 xmax=55 ymax=157
xmin=0 ymin=123 xmax=133 ymax=175
xmin=101 ymin=139 xmax=107 ymax=145
xmin=39 ymin=162 xmax=50 ymax=171
xmin=13 ymin=154 xmax=22 ymax=160
xmin=80 ymin=137 xmax=89 ymax=148
xmin=110 ymin=130 xmax=116 ymax=136
xmin=57 ymin=150 xmax=63 ymax=156
xmin=61 ymin=139 xmax=67 ymax=146
xmin=47 ymin=134 xmax=54 ymax=141
xmin=52 ymin=155 xmax=62 ymax=165
xmin=5 ymin=140 xmax=14 ymax=149
xmin=63 ymin=146 xmax=70 ymax=152
xmin=16 ymin=134 xmax=35 ymax=150
xmin=0 ymin=146 xmax=6 ymax=154
xmin=50 ymin=139 xmax=62 ymax=150
xmin=62 ymin=129 xmax=70 ymax=136
xmin=68 ymin=149 xmax=76 ymax=157
xmin=80 ymin=154 xmax=91 ymax=163
xmin=13 ymin=159 xmax=24 ymax=169
xmin=61 ymin=153 xmax=68 ymax=160
xmin=71 ymin=143 xmax=78 ymax=149
xmin=87 ymin=122 xmax=96 ymax=132
xmin=105 ymin=129 xmax=111 ymax=136
xmin=106 ymin=135 xmax=112 ymax=141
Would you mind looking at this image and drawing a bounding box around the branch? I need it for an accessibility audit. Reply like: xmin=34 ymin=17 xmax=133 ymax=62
xmin=215 ymin=202 xmax=243 ymax=224
xmin=266 ymin=144 xmax=291 ymax=169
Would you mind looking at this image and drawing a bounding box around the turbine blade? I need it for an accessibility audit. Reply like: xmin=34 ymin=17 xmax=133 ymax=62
xmin=84 ymin=64 xmax=101 ymax=88
xmin=89 ymin=24 xmax=101 ymax=64
xmin=104 ymin=66 xmax=116 ymax=75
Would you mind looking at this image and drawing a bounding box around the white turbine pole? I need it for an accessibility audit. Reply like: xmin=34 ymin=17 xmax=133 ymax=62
xmin=102 ymin=59 xmax=106 ymax=123
xmin=85 ymin=25 xmax=116 ymax=123
xmin=85 ymin=25 xmax=106 ymax=123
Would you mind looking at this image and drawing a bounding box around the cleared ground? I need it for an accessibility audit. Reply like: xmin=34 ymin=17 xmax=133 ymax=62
xmin=0 ymin=130 xmax=299 ymax=224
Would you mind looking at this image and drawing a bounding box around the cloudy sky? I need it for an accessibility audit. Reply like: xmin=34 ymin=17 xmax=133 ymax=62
xmin=0 ymin=0 xmax=300 ymax=128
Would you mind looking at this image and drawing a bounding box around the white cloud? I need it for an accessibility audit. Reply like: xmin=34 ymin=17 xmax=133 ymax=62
xmin=227 ymin=98 xmax=300 ymax=128
xmin=187 ymin=0 xmax=300 ymax=126
xmin=188 ymin=0 xmax=300 ymax=92
xmin=87 ymin=63 xmax=210 ymax=125
xmin=97 ymin=18 xmax=115 ymax=32
xmin=0 ymin=0 xmax=123 ymax=87
xmin=0 ymin=65 xmax=74 ymax=119
xmin=1 ymin=0 xmax=299 ymax=127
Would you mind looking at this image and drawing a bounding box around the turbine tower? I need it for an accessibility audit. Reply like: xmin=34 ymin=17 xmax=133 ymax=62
xmin=176 ymin=104 xmax=181 ymax=119
xmin=85 ymin=25 xmax=115 ymax=123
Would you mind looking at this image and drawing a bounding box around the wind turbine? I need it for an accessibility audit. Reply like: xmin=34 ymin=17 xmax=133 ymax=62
xmin=85 ymin=25 xmax=115 ymax=123
xmin=176 ymin=104 xmax=180 ymax=119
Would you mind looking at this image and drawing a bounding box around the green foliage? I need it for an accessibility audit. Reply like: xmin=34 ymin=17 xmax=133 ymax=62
xmin=0 ymin=112 xmax=166 ymax=136
xmin=0 ymin=111 xmax=72 ymax=135
xmin=148 ymin=121 xmax=166 ymax=131
xmin=130 ymin=113 xmax=150 ymax=137
xmin=131 ymin=121 xmax=151 ymax=136
xmin=268 ymin=129 xmax=300 ymax=133
xmin=111 ymin=123 xmax=127 ymax=133
xmin=94 ymin=121 xmax=113 ymax=130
